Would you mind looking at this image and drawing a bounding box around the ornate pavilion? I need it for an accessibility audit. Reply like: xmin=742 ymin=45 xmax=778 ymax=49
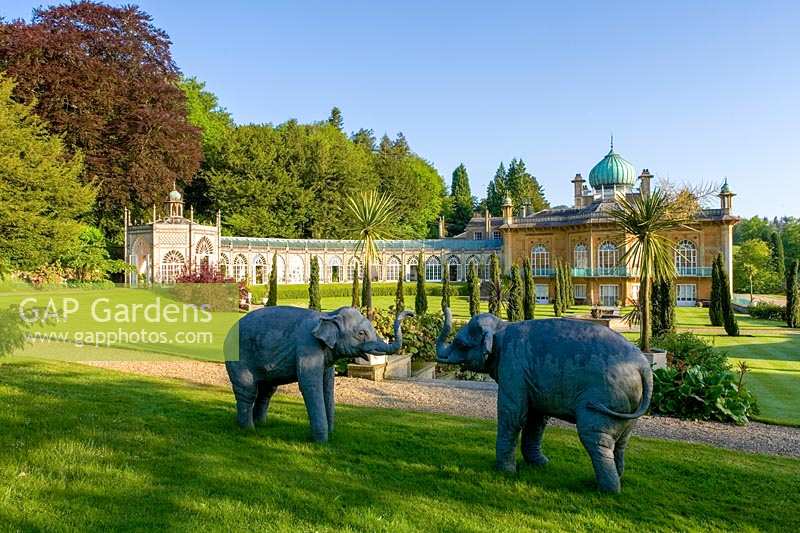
xmin=125 ymin=145 xmax=737 ymax=307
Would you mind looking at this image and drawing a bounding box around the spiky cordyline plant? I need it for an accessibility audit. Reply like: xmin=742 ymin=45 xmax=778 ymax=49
xmin=608 ymin=189 xmax=687 ymax=352
xmin=346 ymin=190 xmax=396 ymax=314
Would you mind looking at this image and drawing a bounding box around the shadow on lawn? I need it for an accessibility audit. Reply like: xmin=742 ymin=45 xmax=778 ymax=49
xmin=1 ymin=361 xmax=799 ymax=531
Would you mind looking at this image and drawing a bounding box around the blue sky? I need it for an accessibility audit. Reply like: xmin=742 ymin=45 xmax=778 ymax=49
xmin=5 ymin=1 xmax=800 ymax=217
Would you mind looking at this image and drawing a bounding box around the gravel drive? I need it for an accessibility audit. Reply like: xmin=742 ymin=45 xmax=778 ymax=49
xmin=83 ymin=360 xmax=800 ymax=459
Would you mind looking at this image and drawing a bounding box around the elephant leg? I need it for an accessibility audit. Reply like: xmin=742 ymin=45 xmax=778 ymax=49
xmin=233 ymin=384 xmax=257 ymax=430
xmin=614 ymin=424 xmax=634 ymax=479
xmin=252 ymin=382 xmax=278 ymax=426
xmin=323 ymin=366 xmax=335 ymax=435
xmin=495 ymin=387 xmax=527 ymax=474
xmin=299 ymin=371 xmax=329 ymax=443
xmin=521 ymin=413 xmax=549 ymax=466
xmin=576 ymin=410 xmax=620 ymax=493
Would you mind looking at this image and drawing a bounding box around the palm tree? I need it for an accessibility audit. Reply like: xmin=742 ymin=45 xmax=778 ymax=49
xmin=608 ymin=189 xmax=686 ymax=352
xmin=346 ymin=190 xmax=395 ymax=316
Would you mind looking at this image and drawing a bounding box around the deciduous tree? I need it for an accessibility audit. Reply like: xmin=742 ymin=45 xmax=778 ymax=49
xmin=0 ymin=1 xmax=202 ymax=238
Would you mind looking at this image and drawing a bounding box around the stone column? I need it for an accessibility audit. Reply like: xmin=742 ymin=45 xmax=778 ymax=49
xmin=722 ymin=224 xmax=734 ymax=295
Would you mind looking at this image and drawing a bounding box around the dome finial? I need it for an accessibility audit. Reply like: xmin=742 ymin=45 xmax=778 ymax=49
xmin=610 ymin=133 xmax=614 ymax=152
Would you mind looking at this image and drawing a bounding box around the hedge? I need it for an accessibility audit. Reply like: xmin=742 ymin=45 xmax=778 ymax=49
xmin=249 ymin=282 xmax=469 ymax=302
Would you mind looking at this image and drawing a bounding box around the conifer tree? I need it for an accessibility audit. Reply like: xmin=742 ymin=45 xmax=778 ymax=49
xmin=485 ymin=163 xmax=507 ymax=216
xmin=719 ymin=258 xmax=739 ymax=336
xmin=651 ymin=279 xmax=675 ymax=337
xmin=467 ymin=262 xmax=480 ymax=316
xmin=787 ymin=259 xmax=800 ymax=328
xmin=415 ymin=253 xmax=428 ymax=315
xmin=441 ymin=272 xmax=451 ymax=311
xmin=266 ymin=254 xmax=278 ymax=306
xmin=449 ymin=164 xmax=474 ymax=234
xmin=709 ymin=254 xmax=723 ymax=326
xmin=395 ymin=273 xmax=405 ymax=314
xmin=553 ymin=260 xmax=563 ymax=317
xmin=506 ymin=265 xmax=524 ymax=321
xmin=351 ymin=271 xmax=361 ymax=308
xmin=522 ymin=257 xmax=535 ymax=320
xmin=770 ymin=231 xmax=786 ymax=283
xmin=488 ymin=253 xmax=502 ymax=316
xmin=308 ymin=256 xmax=321 ymax=311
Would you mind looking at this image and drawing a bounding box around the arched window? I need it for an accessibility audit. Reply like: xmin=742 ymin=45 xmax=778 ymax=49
xmin=531 ymin=245 xmax=549 ymax=275
xmin=574 ymin=243 xmax=588 ymax=269
xmin=273 ymin=254 xmax=286 ymax=283
xmin=466 ymin=255 xmax=481 ymax=280
xmin=386 ymin=256 xmax=402 ymax=281
xmin=425 ymin=256 xmax=442 ymax=281
xmin=287 ymin=255 xmax=304 ymax=283
xmin=676 ymin=240 xmax=698 ymax=275
xmin=347 ymin=258 xmax=361 ymax=282
xmin=597 ymin=242 xmax=618 ymax=275
xmin=447 ymin=256 xmax=461 ymax=282
xmin=253 ymin=254 xmax=267 ymax=284
xmin=219 ymin=253 xmax=230 ymax=278
xmin=369 ymin=257 xmax=382 ymax=281
xmin=160 ymin=250 xmax=185 ymax=283
xmin=327 ymin=256 xmax=343 ymax=283
xmin=195 ymin=237 xmax=214 ymax=266
xmin=407 ymin=256 xmax=419 ymax=281
xmin=233 ymin=254 xmax=248 ymax=281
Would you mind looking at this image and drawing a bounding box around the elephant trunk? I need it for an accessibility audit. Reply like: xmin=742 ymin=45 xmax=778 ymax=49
xmin=436 ymin=307 xmax=453 ymax=362
xmin=363 ymin=310 xmax=414 ymax=354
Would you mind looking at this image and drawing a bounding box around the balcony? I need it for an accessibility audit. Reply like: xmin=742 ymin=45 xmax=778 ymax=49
xmin=676 ymin=266 xmax=712 ymax=277
xmin=572 ymin=267 xmax=631 ymax=277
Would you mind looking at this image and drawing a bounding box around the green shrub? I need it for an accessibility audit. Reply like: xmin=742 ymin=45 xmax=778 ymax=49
xmin=651 ymin=332 xmax=758 ymax=425
xmin=651 ymin=366 xmax=758 ymax=426
xmin=654 ymin=332 xmax=728 ymax=372
xmin=748 ymin=302 xmax=786 ymax=322
xmin=370 ymin=306 xmax=464 ymax=362
xmin=249 ymin=282 xmax=470 ymax=303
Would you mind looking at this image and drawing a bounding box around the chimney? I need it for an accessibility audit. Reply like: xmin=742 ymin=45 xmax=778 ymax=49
xmin=502 ymin=195 xmax=514 ymax=225
xmin=638 ymin=169 xmax=653 ymax=198
xmin=571 ymin=173 xmax=585 ymax=207
xmin=484 ymin=209 xmax=491 ymax=236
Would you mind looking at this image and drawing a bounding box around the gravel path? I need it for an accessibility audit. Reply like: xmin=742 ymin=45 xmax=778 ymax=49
xmin=82 ymin=360 xmax=800 ymax=459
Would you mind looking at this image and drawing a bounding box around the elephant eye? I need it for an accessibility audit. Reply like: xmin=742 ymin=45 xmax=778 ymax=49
xmin=357 ymin=330 xmax=368 ymax=339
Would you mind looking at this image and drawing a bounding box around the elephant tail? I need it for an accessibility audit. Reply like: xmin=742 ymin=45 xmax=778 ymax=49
xmin=588 ymin=361 xmax=653 ymax=420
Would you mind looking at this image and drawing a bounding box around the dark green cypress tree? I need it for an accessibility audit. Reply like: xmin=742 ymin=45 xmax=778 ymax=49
xmin=522 ymin=257 xmax=535 ymax=320
xmin=449 ymin=163 xmax=474 ymax=234
xmin=351 ymin=269 xmax=361 ymax=308
xmin=709 ymin=254 xmax=723 ymax=326
xmin=308 ymin=256 xmax=321 ymax=311
xmin=395 ymin=273 xmax=405 ymax=314
xmin=467 ymin=262 xmax=480 ymax=316
xmin=553 ymin=260 xmax=563 ymax=317
xmin=441 ymin=271 xmax=451 ymax=311
xmin=770 ymin=231 xmax=786 ymax=282
xmin=362 ymin=259 xmax=372 ymax=313
xmin=266 ymin=253 xmax=278 ymax=307
xmin=506 ymin=265 xmax=524 ymax=321
xmin=415 ymin=252 xmax=427 ymax=315
xmin=651 ymin=279 xmax=676 ymax=338
xmin=787 ymin=259 xmax=800 ymax=328
xmin=719 ymin=258 xmax=739 ymax=336
xmin=488 ymin=253 xmax=501 ymax=316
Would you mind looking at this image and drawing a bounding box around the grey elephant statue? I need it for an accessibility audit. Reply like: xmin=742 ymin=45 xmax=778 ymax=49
xmin=436 ymin=308 xmax=652 ymax=493
xmin=224 ymin=306 xmax=413 ymax=441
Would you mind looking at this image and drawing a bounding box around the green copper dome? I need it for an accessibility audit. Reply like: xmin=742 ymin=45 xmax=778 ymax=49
xmin=588 ymin=147 xmax=636 ymax=189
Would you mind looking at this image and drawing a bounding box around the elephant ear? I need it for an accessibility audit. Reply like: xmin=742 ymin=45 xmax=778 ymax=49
xmin=313 ymin=313 xmax=344 ymax=349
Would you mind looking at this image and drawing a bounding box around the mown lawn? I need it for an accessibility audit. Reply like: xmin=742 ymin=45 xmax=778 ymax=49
xmin=4 ymin=286 xmax=799 ymax=426
xmin=1 ymin=360 xmax=798 ymax=532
